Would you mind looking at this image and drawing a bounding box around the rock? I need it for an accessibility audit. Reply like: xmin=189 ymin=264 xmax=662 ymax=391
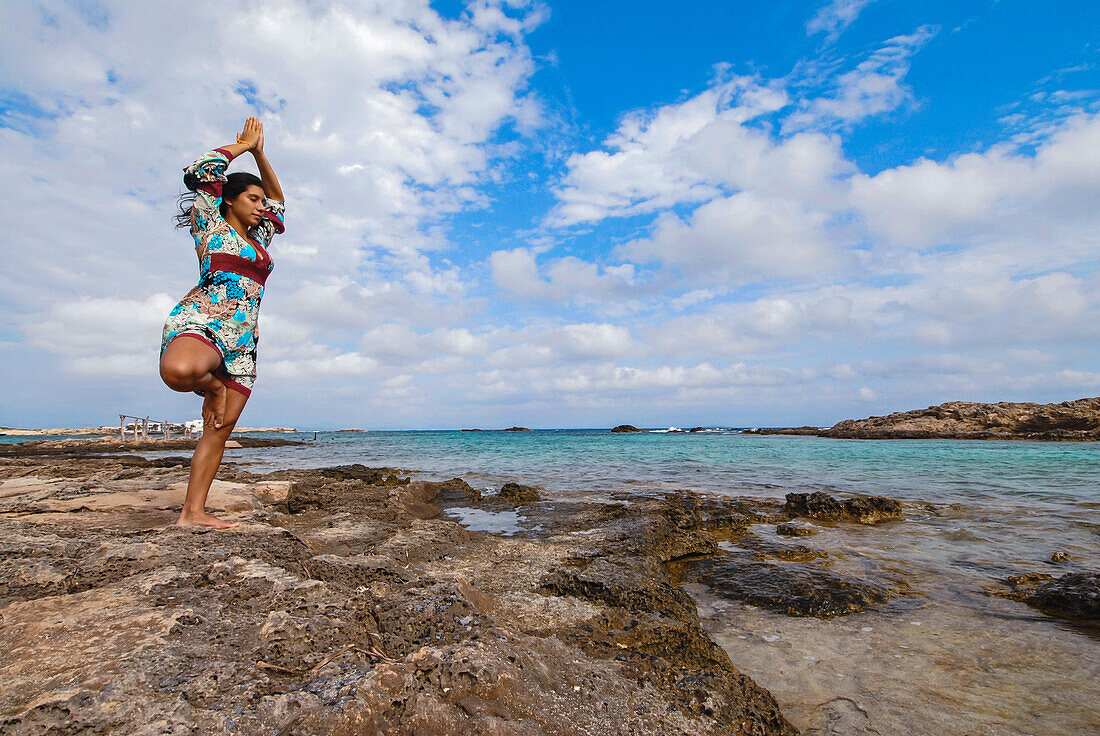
xmin=823 ymin=397 xmax=1100 ymax=440
xmin=0 ymin=476 xmax=290 ymax=516
xmin=776 ymin=522 xmax=816 ymax=537
xmin=1026 ymin=573 xmax=1100 ymax=624
xmin=784 ymin=491 xmax=902 ymax=524
xmin=695 ymin=497 xmax=775 ymax=532
xmin=499 ymin=426 xmax=531 ymax=432
xmin=434 ymin=477 xmax=482 ymax=503
xmin=494 ymin=482 xmax=541 ymax=505
xmin=317 ymin=464 xmax=409 ymax=486
xmin=743 ymin=426 xmax=822 ymax=436
xmin=748 ymin=397 xmax=1100 ymax=440
xmin=0 ymin=454 xmax=799 ymax=734
xmin=538 ymin=557 xmax=698 ymax=621
xmin=749 ymin=541 xmax=828 ymax=563
xmin=689 ymin=554 xmax=892 ymax=618
xmin=611 ymin=424 xmax=647 ymax=433
xmin=1005 ymin=572 xmax=1055 ymax=587
xmin=148 ymin=456 xmax=190 ymax=468
xmin=1049 ymin=551 xmax=1071 ymax=563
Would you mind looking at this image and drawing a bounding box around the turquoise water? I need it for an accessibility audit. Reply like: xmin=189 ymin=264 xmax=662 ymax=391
xmin=213 ymin=430 xmax=1099 ymax=508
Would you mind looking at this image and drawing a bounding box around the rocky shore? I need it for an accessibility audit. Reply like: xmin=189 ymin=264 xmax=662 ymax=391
xmin=2 ymin=442 xmax=1095 ymax=734
xmin=1 ymin=449 xmax=800 ymax=734
xmin=746 ymin=397 xmax=1100 ymax=440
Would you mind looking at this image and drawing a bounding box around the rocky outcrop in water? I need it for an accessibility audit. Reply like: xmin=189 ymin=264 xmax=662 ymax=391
xmin=611 ymin=424 xmax=647 ymax=433
xmin=991 ymin=572 xmax=1100 ymax=626
xmin=783 ymin=492 xmax=903 ymax=525
xmin=687 ymin=553 xmax=892 ymax=618
xmin=776 ymin=523 xmax=816 ymax=537
xmin=749 ymin=426 xmax=821 ymax=436
xmin=1026 ymin=573 xmax=1100 ymax=623
xmin=746 ymin=397 xmax=1100 ymax=440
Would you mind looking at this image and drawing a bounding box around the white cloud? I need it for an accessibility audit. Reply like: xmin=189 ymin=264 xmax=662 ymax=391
xmin=670 ymin=290 xmax=715 ymax=310
xmin=489 ymin=247 xmax=641 ymax=304
xmin=807 ymin=0 xmax=877 ymax=41
xmin=31 ymin=294 xmax=178 ymax=375
xmin=851 ymin=112 xmax=1100 ymax=249
xmin=557 ymin=323 xmax=633 ymax=359
xmin=642 ymin=293 xmax=869 ymax=360
xmin=618 ymin=191 xmax=852 ymax=286
xmin=788 ymin=26 xmax=938 ymax=129
xmin=549 ymin=76 xmax=798 ymax=226
xmin=266 ymin=351 xmax=379 ymax=380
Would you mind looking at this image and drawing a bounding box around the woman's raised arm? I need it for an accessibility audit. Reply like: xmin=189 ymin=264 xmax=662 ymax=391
xmin=249 ymin=121 xmax=284 ymax=203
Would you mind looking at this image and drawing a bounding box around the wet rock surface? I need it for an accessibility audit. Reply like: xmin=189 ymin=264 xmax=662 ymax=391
xmin=775 ymin=523 xmax=815 ymax=537
xmin=783 ymin=492 xmax=903 ymax=525
xmin=679 ymin=553 xmax=893 ymax=619
xmin=0 ymin=451 xmax=799 ymax=735
xmin=990 ymin=572 xmax=1100 ymax=626
xmin=1026 ymin=573 xmax=1100 ymax=623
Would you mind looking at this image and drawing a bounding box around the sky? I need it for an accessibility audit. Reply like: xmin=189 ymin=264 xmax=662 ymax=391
xmin=1 ymin=0 xmax=1098 ymax=430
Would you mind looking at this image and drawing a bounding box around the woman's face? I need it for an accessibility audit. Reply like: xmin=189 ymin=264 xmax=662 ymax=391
xmin=226 ymin=185 xmax=266 ymax=227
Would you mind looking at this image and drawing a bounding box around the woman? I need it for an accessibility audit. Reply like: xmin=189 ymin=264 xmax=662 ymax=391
xmin=159 ymin=116 xmax=285 ymax=529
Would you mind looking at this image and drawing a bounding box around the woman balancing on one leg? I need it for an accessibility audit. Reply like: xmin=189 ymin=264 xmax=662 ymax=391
xmin=159 ymin=116 xmax=285 ymax=529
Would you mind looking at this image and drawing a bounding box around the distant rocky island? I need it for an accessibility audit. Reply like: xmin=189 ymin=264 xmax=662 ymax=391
xmin=460 ymin=427 xmax=532 ymax=432
xmin=746 ymin=397 xmax=1100 ymax=441
xmin=611 ymin=425 xmax=719 ymax=433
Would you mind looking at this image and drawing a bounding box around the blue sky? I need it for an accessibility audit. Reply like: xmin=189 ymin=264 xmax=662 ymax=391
xmin=1 ymin=0 xmax=1098 ymax=429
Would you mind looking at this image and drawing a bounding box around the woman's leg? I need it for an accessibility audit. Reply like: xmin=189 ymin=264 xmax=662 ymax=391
xmin=160 ymin=335 xmax=228 ymax=429
xmin=176 ymin=388 xmax=250 ymax=529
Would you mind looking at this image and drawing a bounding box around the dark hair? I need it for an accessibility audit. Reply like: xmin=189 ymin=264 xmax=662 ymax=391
xmin=174 ymin=171 xmax=265 ymax=229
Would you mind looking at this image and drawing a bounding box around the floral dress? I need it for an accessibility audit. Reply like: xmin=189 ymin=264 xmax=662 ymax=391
xmin=160 ymin=148 xmax=285 ymax=397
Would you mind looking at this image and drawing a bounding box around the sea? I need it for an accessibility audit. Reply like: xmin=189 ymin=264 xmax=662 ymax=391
xmin=11 ymin=428 xmax=1100 ymax=734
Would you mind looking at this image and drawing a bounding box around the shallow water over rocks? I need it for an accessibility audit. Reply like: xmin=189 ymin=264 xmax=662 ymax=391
xmin=683 ymin=507 xmax=1100 ymax=736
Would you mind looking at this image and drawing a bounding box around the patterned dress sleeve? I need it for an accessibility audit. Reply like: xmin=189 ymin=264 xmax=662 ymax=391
xmin=183 ymin=148 xmax=235 ymax=239
xmin=249 ymin=197 xmax=286 ymax=248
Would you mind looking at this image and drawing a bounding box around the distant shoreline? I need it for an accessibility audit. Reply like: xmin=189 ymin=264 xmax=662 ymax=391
xmin=0 ymin=426 xmax=298 ymax=437
xmin=6 ymin=397 xmax=1098 ymax=441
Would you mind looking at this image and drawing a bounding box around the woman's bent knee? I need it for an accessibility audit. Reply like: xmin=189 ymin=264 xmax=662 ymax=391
xmin=160 ymin=360 xmax=203 ymax=391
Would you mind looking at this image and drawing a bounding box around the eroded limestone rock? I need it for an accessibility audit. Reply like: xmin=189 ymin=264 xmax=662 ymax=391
xmin=0 ymin=453 xmax=798 ymax=735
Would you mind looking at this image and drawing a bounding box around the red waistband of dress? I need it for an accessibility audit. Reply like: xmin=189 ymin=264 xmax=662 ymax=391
xmin=209 ymin=253 xmax=270 ymax=286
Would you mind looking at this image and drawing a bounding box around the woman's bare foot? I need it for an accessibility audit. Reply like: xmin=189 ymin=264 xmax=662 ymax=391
xmin=175 ymin=510 xmax=240 ymax=529
xmin=201 ymin=379 xmax=228 ymax=429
